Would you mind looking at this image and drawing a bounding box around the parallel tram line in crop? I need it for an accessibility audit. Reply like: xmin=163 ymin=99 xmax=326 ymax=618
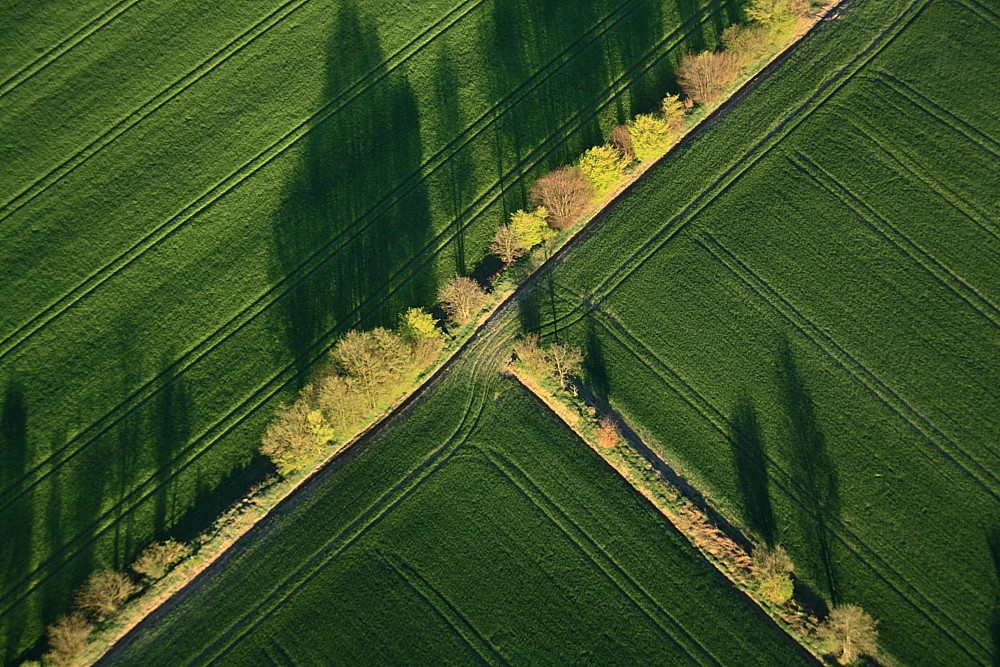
xmin=947 ymin=0 xmax=1000 ymax=30
xmin=544 ymin=292 xmax=990 ymax=664
xmin=0 ymin=0 xmax=487 ymax=363
xmin=381 ymin=550 xmax=508 ymax=667
xmin=785 ymin=150 xmax=1000 ymax=328
xmin=0 ymin=0 xmax=145 ymax=101
xmin=0 ymin=0 xmax=313 ymax=222
xmin=474 ymin=445 xmax=719 ymax=667
xmin=585 ymin=0 xmax=932 ymax=307
xmin=0 ymin=0 xmax=739 ymax=614
xmin=697 ymin=232 xmax=1000 ymax=499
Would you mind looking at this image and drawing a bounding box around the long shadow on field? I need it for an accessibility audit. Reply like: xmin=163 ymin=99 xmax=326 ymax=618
xmin=584 ymin=319 xmax=610 ymax=401
xmin=988 ymin=526 xmax=1000 ymax=666
xmin=730 ymin=399 xmax=776 ymax=546
xmin=777 ymin=340 xmax=841 ymax=603
xmin=152 ymin=364 xmax=190 ymax=537
xmin=0 ymin=382 xmax=31 ymax=663
xmin=270 ymin=0 xmax=434 ymax=383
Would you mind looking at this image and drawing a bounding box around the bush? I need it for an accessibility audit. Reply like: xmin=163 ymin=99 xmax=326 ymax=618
xmin=816 ymin=604 xmax=879 ymax=665
xmin=513 ymin=333 xmax=550 ymax=380
xmin=752 ymin=544 xmax=795 ymax=604
xmin=661 ymin=93 xmax=686 ymax=132
xmin=489 ymin=224 xmax=527 ymax=265
xmin=75 ymin=570 xmax=138 ymax=620
xmin=627 ymin=114 xmax=673 ymax=162
xmin=439 ymin=276 xmax=487 ymax=325
xmin=530 ymin=167 xmax=593 ymax=230
xmin=261 ymin=400 xmax=331 ymax=475
xmin=597 ymin=416 xmax=620 ymax=448
xmin=577 ymin=145 xmax=625 ymax=195
xmin=43 ymin=613 xmax=91 ymax=666
xmin=398 ymin=307 xmax=443 ymax=368
xmin=132 ymin=540 xmax=189 ymax=580
xmin=676 ymin=50 xmax=739 ymax=105
xmin=721 ymin=24 xmax=772 ymax=66
xmin=509 ymin=207 xmax=553 ymax=249
xmin=746 ymin=0 xmax=807 ymax=30
xmin=610 ymin=124 xmax=635 ymax=162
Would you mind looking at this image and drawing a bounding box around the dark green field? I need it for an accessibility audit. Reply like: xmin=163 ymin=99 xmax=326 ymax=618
xmin=522 ymin=0 xmax=1000 ymax=664
xmin=0 ymin=0 xmax=744 ymax=659
xmin=106 ymin=317 xmax=812 ymax=666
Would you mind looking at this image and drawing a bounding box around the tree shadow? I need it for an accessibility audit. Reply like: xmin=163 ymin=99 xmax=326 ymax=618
xmin=583 ymin=318 xmax=610 ymax=401
xmin=729 ymin=398 xmax=776 ymax=546
xmin=153 ymin=360 xmax=190 ymax=538
xmin=988 ymin=526 xmax=1000 ymax=666
xmin=270 ymin=0 xmax=434 ymax=383
xmin=0 ymin=381 xmax=31 ymax=663
xmin=777 ymin=339 xmax=841 ymax=602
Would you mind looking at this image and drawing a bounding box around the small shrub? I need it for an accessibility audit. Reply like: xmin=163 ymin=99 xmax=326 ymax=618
xmin=676 ymin=50 xmax=739 ymax=105
xmin=721 ymin=24 xmax=772 ymax=67
xmin=752 ymin=544 xmax=795 ymax=604
xmin=816 ymin=604 xmax=879 ymax=665
xmin=596 ymin=416 xmax=620 ymax=448
xmin=530 ymin=167 xmax=593 ymax=230
xmin=439 ymin=276 xmax=487 ymax=325
xmin=513 ymin=333 xmax=550 ymax=380
xmin=746 ymin=0 xmax=807 ymax=30
xmin=610 ymin=124 xmax=635 ymax=162
xmin=661 ymin=93 xmax=686 ymax=132
xmin=489 ymin=224 xmax=527 ymax=265
xmin=132 ymin=539 xmax=189 ymax=580
xmin=509 ymin=207 xmax=553 ymax=249
xmin=627 ymin=114 xmax=673 ymax=162
xmin=75 ymin=570 xmax=138 ymax=620
xmin=44 ymin=613 xmax=91 ymax=666
xmin=577 ymin=145 xmax=625 ymax=195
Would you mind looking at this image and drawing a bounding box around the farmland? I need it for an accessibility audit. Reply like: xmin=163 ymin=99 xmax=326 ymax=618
xmin=521 ymin=0 xmax=1000 ymax=664
xmin=105 ymin=316 xmax=812 ymax=666
xmin=0 ymin=0 xmax=744 ymax=659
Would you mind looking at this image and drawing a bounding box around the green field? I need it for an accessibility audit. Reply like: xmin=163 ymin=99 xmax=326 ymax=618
xmin=0 ymin=0 xmax=746 ymax=659
xmin=105 ymin=317 xmax=811 ymax=666
xmin=520 ymin=0 xmax=1000 ymax=664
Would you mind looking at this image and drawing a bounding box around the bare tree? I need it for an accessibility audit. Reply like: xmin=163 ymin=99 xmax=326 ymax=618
xmin=676 ymin=50 xmax=738 ymax=105
xmin=260 ymin=400 xmax=330 ymax=475
xmin=817 ymin=604 xmax=879 ymax=665
xmin=44 ymin=613 xmax=92 ymax=666
xmin=530 ymin=167 xmax=594 ymax=230
xmin=75 ymin=570 xmax=138 ymax=620
xmin=439 ymin=276 xmax=487 ymax=325
xmin=610 ymin=124 xmax=635 ymax=162
xmin=513 ymin=333 xmax=551 ymax=380
xmin=489 ymin=224 xmax=527 ymax=265
xmin=547 ymin=342 xmax=583 ymax=390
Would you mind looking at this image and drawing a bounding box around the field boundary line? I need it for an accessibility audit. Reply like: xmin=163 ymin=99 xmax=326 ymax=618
xmin=588 ymin=0 xmax=930 ymax=305
xmin=381 ymin=550 xmax=508 ymax=667
xmin=0 ymin=0 xmax=143 ymax=102
xmin=0 ymin=0 xmax=311 ymax=221
xmin=473 ymin=445 xmax=718 ymax=667
xmin=0 ymin=0 xmax=487 ymax=363
xmin=574 ymin=300 xmax=990 ymax=663
xmin=698 ymin=232 xmax=1000 ymax=499
xmin=946 ymin=0 xmax=1000 ymax=29
xmin=786 ymin=150 xmax=1000 ymax=328
xmin=0 ymin=0 xmax=648 ymax=506
xmin=840 ymin=112 xmax=1000 ymax=243
xmin=866 ymin=71 xmax=1000 ymax=157
xmin=0 ymin=0 xmax=736 ymax=556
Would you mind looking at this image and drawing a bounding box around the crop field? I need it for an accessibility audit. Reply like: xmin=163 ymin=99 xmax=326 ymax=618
xmin=0 ymin=0 xmax=746 ymax=659
xmin=106 ymin=317 xmax=811 ymax=666
xmin=521 ymin=0 xmax=1000 ymax=664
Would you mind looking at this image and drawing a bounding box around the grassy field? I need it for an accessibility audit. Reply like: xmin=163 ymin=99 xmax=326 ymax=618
xmin=105 ymin=315 xmax=812 ymax=666
xmin=0 ymin=0 xmax=746 ymax=659
xmin=521 ymin=0 xmax=1000 ymax=664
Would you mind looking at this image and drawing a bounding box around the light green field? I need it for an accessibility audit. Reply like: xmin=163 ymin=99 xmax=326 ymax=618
xmin=0 ymin=0 xmax=745 ymax=659
xmin=521 ymin=0 xmax=1000 ymax=664
xmin=106 ymin=317 xmax=812 ymax=666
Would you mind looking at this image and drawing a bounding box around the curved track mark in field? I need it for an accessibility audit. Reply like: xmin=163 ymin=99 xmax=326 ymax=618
xmin=947 ymin=0 xmax=1000 ymax=29
xmin=841 ymin=114 xmax=999 ymax=243
xmin=476 ymin=445 xmax=719 ymax=666
xmin=0 ymin=0 xmax=144 ymax=102
xmin=0 ymin=0 xmax=311 ymax=221
xmin=381 ymin=551 xmax=508 ymax=667
xmin=786 ymin=151 xmax=1000 ymax=328
xmin=866 ymin=72 xmax=1000 ymax=158
xmin=196 ymin=326 xmax=509 ymax=666
xmin=587 ymin=0 xmax=932 ymax=306
xmin=698 ymin=232 xmax=1000 ymax=498
xmin=0 ymin=0 xmax=731 ymax=542
xmin=0 ymin=0 xmax=487 ymax=362
xmin=0 ymin=0 xmax=653 ymax=507
xmin=576 ymin=301 xmax=990 ymax=664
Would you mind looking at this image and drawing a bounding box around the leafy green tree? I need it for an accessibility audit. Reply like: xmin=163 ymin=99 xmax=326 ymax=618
xmin=752 ymin=545 xmax=794 ymax=604
xmin=661 ymin=93 xmax=686 ymax=132
xmin=334 ymin=328 xmax=412 ymax=408
xmin=398 ymin=307 xmax=443 ymax=368
xmin=312 ymin=374 xmax=362 ymax=435
xmin=627 ymin=114 xmax=673 ymax=161
xmin=721 ymin=23 xmax=772 ymax=66
xmin=817 ymin=605 xmax=879 ymax=665
xmin=513 ymin=333 xmax=551 ymax=380
xmin=261 ymin=400 xmax=332 ymax=475
xmin=509 ymin=207 xmax=553 ymax=248
xmin=578 ymin=145 xmax=625 ymax=195
xmin=746 ymin=0 xmax=807 ymax=31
